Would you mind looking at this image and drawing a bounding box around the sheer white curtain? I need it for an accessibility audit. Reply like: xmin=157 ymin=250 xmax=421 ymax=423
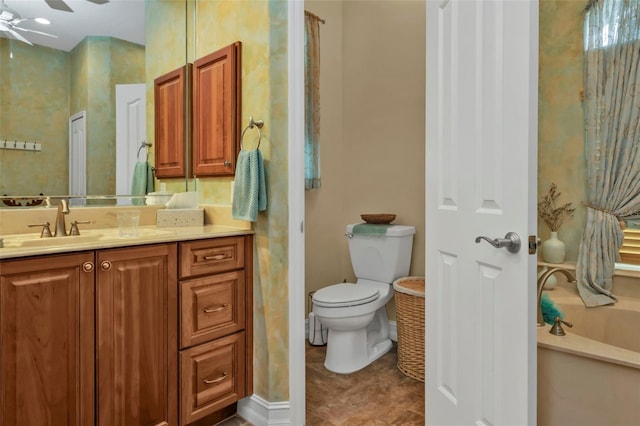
xmin=577 ymin=0 xmax=640 ymax=307
xmin=304 ymin=11 xmax=322 ymax=190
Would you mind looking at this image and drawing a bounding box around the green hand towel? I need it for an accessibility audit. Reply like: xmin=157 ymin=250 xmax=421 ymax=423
xmin=131 ymin=161 xmax=154 ymax=206
xmin=352 ymin=223 xmax=392 ymax=236
xmin=232 ymin=149 xmax=267 ymax=222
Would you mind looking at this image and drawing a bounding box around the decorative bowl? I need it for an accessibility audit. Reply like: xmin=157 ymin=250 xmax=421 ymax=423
xmin=360 ymin=214 xmax=396 ymax=224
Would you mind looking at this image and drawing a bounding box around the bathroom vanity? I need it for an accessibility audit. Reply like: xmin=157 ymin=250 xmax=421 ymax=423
xmin=0 ymin=224 xmax=253 ymax=426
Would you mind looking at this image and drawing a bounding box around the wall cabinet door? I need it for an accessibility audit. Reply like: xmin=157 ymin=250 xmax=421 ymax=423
xmin=192 ymin=42 xmax=242 ymax=177
xmin=154 ymin=65 xmax=192 ymax=178
xmin=0 ymin=252 xmax=95 ymax=426
xmin=96 ymin=244 xmax=177 ymax=426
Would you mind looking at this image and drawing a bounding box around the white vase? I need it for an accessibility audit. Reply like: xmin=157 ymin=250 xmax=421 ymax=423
xmin=542 ymin=231 xmax=565 ymax=264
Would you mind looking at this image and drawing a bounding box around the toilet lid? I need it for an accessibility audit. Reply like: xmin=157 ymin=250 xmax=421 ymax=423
xmin=313 ymin=284 xmax=380 ymax=308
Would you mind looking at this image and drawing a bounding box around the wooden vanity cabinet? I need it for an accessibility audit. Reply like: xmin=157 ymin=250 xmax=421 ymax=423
xmin=0 ymin=235 xmax=252 ymax=426
xmin=178 ymin=235 xmax=253 ymax=425
xmin=0 ymin=243 xmax=178 ymax=426
xmin=192 ymin=42 xmax=242 ymax=177
xmin=96 ymin=243 xmax=178 ymax=426
xmin=0 ymin=252 xmax=95 ymax=426
xmin=155 ymin=64 xmax=192 ymax=178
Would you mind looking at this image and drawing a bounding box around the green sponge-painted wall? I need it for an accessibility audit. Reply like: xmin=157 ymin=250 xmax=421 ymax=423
xmin=0 ymin=37 xmax=144 ymax=198
xmin=191 ymin=0 xmax=290 ymax=402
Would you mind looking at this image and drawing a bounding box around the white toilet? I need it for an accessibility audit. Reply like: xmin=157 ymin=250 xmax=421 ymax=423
xmin=312 ymin=223 xmax=415 ymax=374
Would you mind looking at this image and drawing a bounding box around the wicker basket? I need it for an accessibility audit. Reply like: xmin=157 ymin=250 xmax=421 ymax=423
xmin=393 ymin=276 xmax=425 ymax=382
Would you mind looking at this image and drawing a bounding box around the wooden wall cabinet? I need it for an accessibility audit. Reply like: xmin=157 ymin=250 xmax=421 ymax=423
xmin=192 ymin=42 xmax=242 ymax=177
xmin=154 ymin=65 xmax=192 ymax=178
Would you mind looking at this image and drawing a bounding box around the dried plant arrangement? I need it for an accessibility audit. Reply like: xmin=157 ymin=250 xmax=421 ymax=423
xmin=538 ymin=183 xmax=575 ymax=232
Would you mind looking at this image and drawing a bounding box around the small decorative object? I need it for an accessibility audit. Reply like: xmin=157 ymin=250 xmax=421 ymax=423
xmin=360 ymin=213 xmax=396 ymax=224
xmin=538 ymin=183 xmax=575 ymax=264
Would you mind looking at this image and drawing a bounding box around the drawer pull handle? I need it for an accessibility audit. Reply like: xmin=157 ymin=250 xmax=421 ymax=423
xmin=204 ymin=254 xmax=227 ymax=261
xmin=203 ymin=304 xmax=229 ymax=313
xmin=203 ymin=372 xmax=227 ymax=385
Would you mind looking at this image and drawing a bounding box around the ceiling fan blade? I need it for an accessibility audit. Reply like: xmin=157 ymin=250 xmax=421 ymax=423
xmin=14 ymin=26 xmax=58 ymax=38
xmin=86 ymin=0 xmax=109 ymax=4
xmin=44 ymin=0 xmax=73 ymax=13
xmin=7 ymin=27 xmax=33 ymax=45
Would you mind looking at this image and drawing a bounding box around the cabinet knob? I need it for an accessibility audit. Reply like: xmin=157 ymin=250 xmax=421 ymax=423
xmin=101 ymin=261 xmax=112 ymax=271
xmin=223 ymin=160 xmax=231 ymax=167
xmin=82 ymin=262 xmax=94 ymax=273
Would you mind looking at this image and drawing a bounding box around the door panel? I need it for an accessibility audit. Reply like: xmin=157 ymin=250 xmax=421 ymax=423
xmin=426 ymin=0 xmax=538 ymax=424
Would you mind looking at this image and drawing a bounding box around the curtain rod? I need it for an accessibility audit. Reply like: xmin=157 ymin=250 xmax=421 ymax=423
xmin=305 ymin=10 xmax=326 ymax=24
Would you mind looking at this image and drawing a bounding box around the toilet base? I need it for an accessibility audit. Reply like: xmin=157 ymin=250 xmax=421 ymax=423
xmin=323 ymin=307 xmax=392 ymax=374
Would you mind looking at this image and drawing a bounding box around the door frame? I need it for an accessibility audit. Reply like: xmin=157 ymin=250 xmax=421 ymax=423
xmin=288 ymin=1 xmax=306 ymax=425
xmin=69 ymin=110 xmax=87 ymax=203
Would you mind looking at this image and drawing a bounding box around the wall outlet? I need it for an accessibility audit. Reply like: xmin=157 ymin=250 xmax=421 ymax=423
xmin=230 ymin=180 xmax=235 ymax=201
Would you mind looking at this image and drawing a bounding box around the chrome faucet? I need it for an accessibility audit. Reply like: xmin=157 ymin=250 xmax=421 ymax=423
xmin=536 ymin=267 xmax=576 ymax=327
xmin=47 ymin=197 xmax=70 ymax=237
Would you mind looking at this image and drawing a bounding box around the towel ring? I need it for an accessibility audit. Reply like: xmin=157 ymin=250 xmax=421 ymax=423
xmin=137 ymin=141 xmax=152 ymax=160
xmin=240 ymin=117 xmax=264 ymax=150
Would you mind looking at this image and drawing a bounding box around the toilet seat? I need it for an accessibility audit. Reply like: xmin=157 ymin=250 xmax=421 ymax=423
xmin=313 ymin=283 xmax=379 ymax=308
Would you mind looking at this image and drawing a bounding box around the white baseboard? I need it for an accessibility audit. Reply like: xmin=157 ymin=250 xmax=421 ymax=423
xmin=238 ymin=394 xmax=291 ymax=425
xmin=304 ymin=318 xmax=398 ymax=342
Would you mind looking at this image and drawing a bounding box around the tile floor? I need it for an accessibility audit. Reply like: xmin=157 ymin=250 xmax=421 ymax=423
xmin=215 ymin=342 xmax=425 ymax=426
xmin=306 ymin=342 xmax=425 ymax=425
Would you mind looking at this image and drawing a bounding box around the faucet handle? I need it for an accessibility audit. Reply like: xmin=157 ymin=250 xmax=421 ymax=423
xmin=549 ymin=316 xmax=573 ymax=336
xmin=28 ymin=222 xmax=52 ymax=238
xmin=69 ymin=220 xmax=91 ymax=236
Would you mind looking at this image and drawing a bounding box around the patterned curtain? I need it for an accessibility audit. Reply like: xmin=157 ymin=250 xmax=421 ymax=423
xmin=577 ymin=0 xmax=640 ymax=307
xmin=304 ymin=11 xmax=322 ymax=190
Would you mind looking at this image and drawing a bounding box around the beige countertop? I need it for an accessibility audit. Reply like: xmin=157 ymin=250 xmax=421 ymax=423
xmin=0 ymin=224 xmax=253 ymax=260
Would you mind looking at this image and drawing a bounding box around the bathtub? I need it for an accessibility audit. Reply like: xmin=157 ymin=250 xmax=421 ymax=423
xmin=537 ymin=280 xmax=640 ymax=426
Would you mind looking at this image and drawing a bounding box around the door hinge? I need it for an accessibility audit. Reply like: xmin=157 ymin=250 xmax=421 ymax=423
xmin=528 ymin=235 xmax=540 ymax=255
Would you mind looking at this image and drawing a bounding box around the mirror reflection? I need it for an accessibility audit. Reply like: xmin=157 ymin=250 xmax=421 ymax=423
xmin=0 ymin=0 xmax=187 ymax=205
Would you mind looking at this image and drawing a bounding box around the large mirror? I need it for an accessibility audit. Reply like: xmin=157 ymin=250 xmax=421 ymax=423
xmin=0 ymin=0 xmax=188 ymax=205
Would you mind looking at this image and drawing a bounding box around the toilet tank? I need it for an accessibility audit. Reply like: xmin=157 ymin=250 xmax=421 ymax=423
xmin=346 ymin=224 xmax=416 ymax=284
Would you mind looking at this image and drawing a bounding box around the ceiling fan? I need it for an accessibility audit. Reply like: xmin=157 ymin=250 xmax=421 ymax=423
xmin=0 ymin=0 xmax=57 ymax=45
xmin=45 ymin=0 xmax=109 ymax=13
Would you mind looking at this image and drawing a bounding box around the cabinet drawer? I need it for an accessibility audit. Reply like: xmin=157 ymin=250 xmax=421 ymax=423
xmin=180 ymin=271 xmax=245 ymax=349
xmin=180 ymin=332 xmax=246 ymax=425
xmin=180 ymin=237 xmax=245 ymax=278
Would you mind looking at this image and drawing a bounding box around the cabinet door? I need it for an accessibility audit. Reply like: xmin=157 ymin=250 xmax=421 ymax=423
xmin=0 ymin=253 xmax=95 ymax=426
xmin=180 ymin=332 xmax=246 ymax=425
xmin=192 ymin=42 xmax=241 ymax=177
xmin=96 ymin=244 xmax=177 ymax=426
xmin=154 ymin=65 xmax=191 ymax=178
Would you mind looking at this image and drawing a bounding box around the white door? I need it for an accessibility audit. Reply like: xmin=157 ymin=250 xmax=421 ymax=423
xmin=69 ymin=111 xmax=86 ymax=205
xmin=425 ymin=0 xmax=538 ymax=424
xmin=116 ymin=84 xmax=147 ymax=202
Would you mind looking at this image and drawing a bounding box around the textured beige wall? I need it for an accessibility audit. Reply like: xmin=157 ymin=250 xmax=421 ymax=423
xmin=538 ymin=0 xmax=586 ymax=261
xmin=304 ymin=0 xmax=426 ymax=320
xmin=304 ymin=0 xmax=350 ymax=310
